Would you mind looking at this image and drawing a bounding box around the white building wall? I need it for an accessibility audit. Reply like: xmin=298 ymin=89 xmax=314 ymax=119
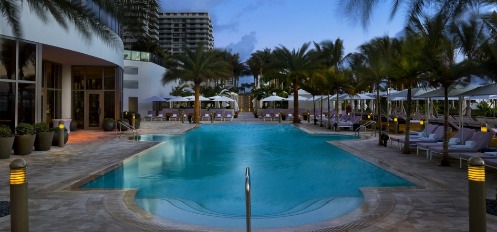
xmin=0 ymin=4 xmax=123 ymax=67
xmin=123 ymin=60 xmax=177 ymax=117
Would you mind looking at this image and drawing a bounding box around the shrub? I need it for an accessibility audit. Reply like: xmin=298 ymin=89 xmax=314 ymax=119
xmin=0 ymin=125 xmax=13 ymax=137
xmin=34 ymin=122 xmax=51 ymax=134
xmin=15 ymin=123 xmax=34 ymax=135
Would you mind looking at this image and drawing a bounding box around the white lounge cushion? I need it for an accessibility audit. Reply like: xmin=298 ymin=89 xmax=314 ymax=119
xmin=418 ymin=132 xmax=427 ymax=137
xmin=449 ymin=140 xmax=476 ymax=149
xmin=483 ymin=152 xmax=497 ymax=156
xmin=448 ymin=138 xmax=460 ymax=145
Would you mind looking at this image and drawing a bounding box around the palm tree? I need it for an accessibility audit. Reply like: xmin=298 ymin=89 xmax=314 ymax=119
xmin=1 ymin=0 xmax=122 ymax=48
xmin=410 ymin=12 xmax=474 ymax=166
xmin=352 ymin=36 xmax=393 ymax=145
xmin=340 ymin=0 xmax=485 ymax=28
xmin=162 ymin=46 xmax=232 ymax=123
xmin=389 ymin=35 xmax=427 ymax=154
xmin=270 ymin=43 xmax=317 ymax=123
xmin=246 ymin=48 xmax=272 ymax=88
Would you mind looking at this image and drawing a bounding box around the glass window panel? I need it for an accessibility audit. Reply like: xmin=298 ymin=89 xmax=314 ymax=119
xmin=104 ymin=67 xmax=115 ymax=90
xmin=0 ymin=81 xmax=15 ymax=128
xmin=86 ymin=67 xmax=103 ymax=90
xmin=104 ymin=92 xmax=115 ymax=119
xmin=44 ymin=62 xmax=61 ymax=89
xmin=19 ymin=42 xmax=36 ymax=81
xmin=124 ymin=50 xmax=131 ymax=60
xmin=46 ymin=89 xmax=61 ymax=120
xmin=18 ymin=83 xmax=35 ymax=124
xmin=0 ymin=38 xmax=16 ymax=80
xmin=73 ymin=67 xmax=85 ymax=90
xmin=72 ymin=91 xmax=84 ymax=129
xmin=131 ymin=51 xmax=140 ymax=61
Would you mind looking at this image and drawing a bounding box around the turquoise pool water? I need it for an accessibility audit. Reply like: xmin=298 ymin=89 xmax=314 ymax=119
xmin=81 ymin=124 xmax=413 ymax=228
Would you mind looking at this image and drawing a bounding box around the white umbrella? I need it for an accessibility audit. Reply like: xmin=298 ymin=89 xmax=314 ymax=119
xmin=185 ymin=95 xmax=209 ymax=101
xmin=142 ymin=96 xmax=165 ymax=102
xmin=417 ymin=83 xmax=481 ymax=98
xmin=167 ymin=96 xmax=190 ymax=102
xmin=285 ymin=95 xmax=308 ymax=101
xmin=458 ymin=83 xmax=497 ymax=98
xmin=260 ymin=95 xmax=286 ymax=102
xmin=209 ymin=96 xmax=235 ymax=101
xmin=339 ymin=93 xmax=375 ymax=100
xmin=388 ymin=87 xmax=435 ymax=101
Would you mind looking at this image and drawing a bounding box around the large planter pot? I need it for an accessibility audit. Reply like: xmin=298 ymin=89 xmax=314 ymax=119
xmin=52 ymin=129 xmax=69 ymax=146
xmin=0 ymin=136 xmax=14 ymax=159
xmin=102 ymin=121 xmax=115 ymax=131
xmin=34 ymin=131 xmax=54 ymax=151
xmin=70 ymin=121 xmax=78 ymax=132
xmin=14 ymin=134 xmax=36 ymax=155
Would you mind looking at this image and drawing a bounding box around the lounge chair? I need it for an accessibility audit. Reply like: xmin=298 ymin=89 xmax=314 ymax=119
xmin=428 ymin=131 xmax=495 ymax=160
xmin=214 ymin=112 xmax=224 ymax=121
xmin=389 ymin=124 xmax=439 ymax=149
xmin=453 ymin=152 xmax=497 ymax=168
xmin=416 ymin=127 xmax=476 ymax=158
xmin=155 ymin=111 xmax=164 ymax=121
xmin=224 ymin=112 xmax=233 ymax=121
xmin=399 ymin=126 xmax=446 ymax=150
xmin=144 ymin=111 xmax=155 ymax=121
xmin=263 ymin=112 xmax=273 ymax=121
xmin=201 ymin=112 xmax=211 ymax=121
xmin=169 ymin=113 xmax=178 ymax=121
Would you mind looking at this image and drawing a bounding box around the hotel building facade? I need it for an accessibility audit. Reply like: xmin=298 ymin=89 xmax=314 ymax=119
xmin=158 ymin=12 xmax=214 ymax=54
xmin=0 ymin=2 xmax=124 ymax=130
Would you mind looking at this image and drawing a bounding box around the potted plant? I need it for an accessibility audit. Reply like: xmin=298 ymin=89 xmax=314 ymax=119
xmin=0 ymin=125 xmax=14 ymax=159
xmin=14 ymin=123 xmax=36 ymax=155
xmin=34 ymin=122 xmax=54 ymax=151
xmin=52 ymin=127 xmax=69 ymax=146
xmin=103 ymin=118 xmax=115 ymax=131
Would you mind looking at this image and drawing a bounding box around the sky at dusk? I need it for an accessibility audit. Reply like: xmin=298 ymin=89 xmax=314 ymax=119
xmin=159 ymin=0 xmax=408 ymax=61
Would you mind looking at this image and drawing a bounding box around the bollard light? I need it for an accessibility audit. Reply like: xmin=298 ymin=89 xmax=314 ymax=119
xmin=10 ymin=159 xmax=29 ymax=232
xmin=481 ymin=123 xmax=488 ymax=133
xmin=58 ymin=121 xmax=65 ymax=147
xmin=10 ymin=159 xmax=27 ymax=185
xmin=394 ymin=117 xmax=398 ymax=122
xmin=468 ymin=157 xmax=486 ymax=232
xmin=367 ymin=114 xmax=371 ymax=119
xmin=131 ymin=114 xmax=136 ymax=129
xmin=420 ymin=119 xmax=424 ymax=125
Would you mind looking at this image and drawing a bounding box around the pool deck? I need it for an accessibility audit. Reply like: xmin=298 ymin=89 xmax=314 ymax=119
xmin=0 ymin=112 xmax=496 ymax=231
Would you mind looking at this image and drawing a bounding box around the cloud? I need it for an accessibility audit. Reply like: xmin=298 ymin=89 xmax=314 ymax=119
xmin=224 ymin=32 xmax=257 ymax=61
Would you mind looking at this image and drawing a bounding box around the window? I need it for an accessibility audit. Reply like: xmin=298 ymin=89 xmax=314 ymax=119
xmin=123 ymin=80 xmax=138 ymax=89
xmin=124 ymin=66 xmax=138 ymax=75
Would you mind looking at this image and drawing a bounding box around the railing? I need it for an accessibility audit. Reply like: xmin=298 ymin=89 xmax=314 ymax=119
xmin=115 ymin=120 xmax=138 ymax=140
xmin=245 ymin=167 xmax=251 ymax=232
xmin=355 ymin=120 xmax=375 ymax=137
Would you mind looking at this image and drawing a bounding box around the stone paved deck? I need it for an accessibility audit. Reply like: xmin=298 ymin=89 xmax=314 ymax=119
xmin=0 ymin=112 xmax=496 ymax=231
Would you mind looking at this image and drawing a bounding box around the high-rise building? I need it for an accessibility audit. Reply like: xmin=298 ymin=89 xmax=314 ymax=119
xmin=158 ymin=12 xmax=214 ymax=54
xmin=121 ymin=0 xmax=160 ymax=49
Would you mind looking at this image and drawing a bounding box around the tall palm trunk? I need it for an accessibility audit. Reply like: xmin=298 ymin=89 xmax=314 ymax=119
xmin=440 ymin=85 xmax=450 ymax=166
xmin=194 ymin=83 xmax=201 ymax=124
xmin=402 ymin=86 xmax=412 ymax=154
xmin=376 ymin=85 xmax=382 ymax=145
xmin=293 ymin=79 xmax=300 ymax=123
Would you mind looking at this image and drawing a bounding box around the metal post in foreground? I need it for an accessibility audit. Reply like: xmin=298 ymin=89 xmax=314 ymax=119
xmin=10 ymin=159 xmax=28 ymax=232
xmin=245 ymin=167 xmax=251 ymax=232
xmin=131 ymin=114 xmax=136 ymax=129
xmin=58 ymin=121 xmax=65 ymax=147
xmin=307 ymin=112 xmax=310 ymax=123
xmin=468 ymin=157 xmax=486 ymax=232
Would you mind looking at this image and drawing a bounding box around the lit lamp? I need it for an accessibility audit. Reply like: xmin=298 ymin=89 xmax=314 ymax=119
xmin=420 ymin=119 xmax=425 ymax=131
xmin=132 ymin=114 xmax=136 ymax=129
xmin=393 ymin=117 xmax=399 ymax=134
xmin=10 ymin=159 xmax=29 ymax=232
xmin=367 ymin=114 xmax=371 ymax=119
xmin=481 ymin=123 xmax=488 ymax=133
xmin=468 ymin=157 xmax=486 ymax=231
xmin=58 ymin=121 xmax=65 ymax=147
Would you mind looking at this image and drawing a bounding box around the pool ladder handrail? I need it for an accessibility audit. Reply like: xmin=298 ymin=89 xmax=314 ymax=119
xmin=245 ymin=167 xmax=251 ymax=232
xmin=115 ymin=120 xmax=138 ymax=140
xmin=354 ymin=120 xmax=376 ymax=137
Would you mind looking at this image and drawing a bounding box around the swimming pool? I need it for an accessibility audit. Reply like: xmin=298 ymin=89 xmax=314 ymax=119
xmin=81 ymin=124 xmax=413 ymax=228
